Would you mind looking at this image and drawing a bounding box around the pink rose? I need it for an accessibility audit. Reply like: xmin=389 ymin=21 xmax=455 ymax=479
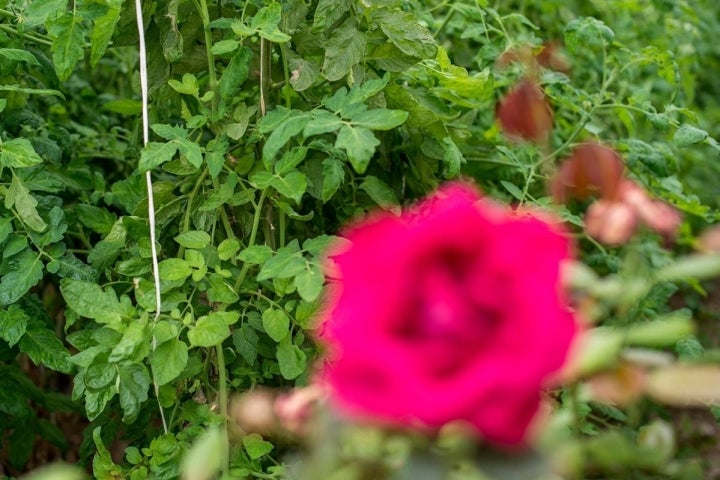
xmin=317 ymin=182 xmax=578 ymax=446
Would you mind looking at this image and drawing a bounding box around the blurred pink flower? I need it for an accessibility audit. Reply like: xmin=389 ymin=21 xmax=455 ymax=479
xmin=316 ymin=182 xmax=578 ymax=446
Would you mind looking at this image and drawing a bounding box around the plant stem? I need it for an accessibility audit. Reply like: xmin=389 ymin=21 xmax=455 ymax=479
xmin=194 ymin=0 xmax=218 ymax=119
xmin=233 ymin=189 xmax=267 ymax=291
xmin=179 ymin=168 xmax=209 ymax=258
xmin=216 ymin=344 xmax=230 ymax=479
xmin=0 ymin=24 xmax=52 ymax=47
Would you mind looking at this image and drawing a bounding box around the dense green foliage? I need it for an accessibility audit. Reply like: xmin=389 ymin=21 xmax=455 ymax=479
xmin=1 ymin=0 xmax=720 ymax=478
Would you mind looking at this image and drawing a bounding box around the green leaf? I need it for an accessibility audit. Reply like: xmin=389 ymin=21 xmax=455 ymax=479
xmin=175 ymin=139 xmax=203 ymax=169
xmin=304 ymin=110 xmax=344 ymax=137
xmin=188 ymin=313 xmax=231 ymax=347
xmin=321 ymin=157 xmax=344 ymax=201
xmin=76 ymin=205 xmax=118 ymax=235
xmin=673 ymin=124 xmax=708 ymax=147
xmin=118 ymin=363 xmax=150 ymax=423
xmin=158 ymin=258 xmax=192 ymax=282
xmin=243 ymin=433 xmax=274 ymax=460
xmin=109 ymin=322 xmax=149 ymax=363
xmin=500 ymin=180 xmax=524 ymax=201
xmin=0 ymin=250 xmax=44 ymax=306
xmin=233 ymin=323 xmax=259 ymax=365
xmin=0 ymin=304 xmax=30 ymax=347
xmin=335 ymin=125 xmax=379 ymax=173
xmin=262 ymin=112 xmax=309 ymax=165
xmin=49 ymin=13 xmax=87 ymax=82
xmin=6 ymin=175 xmax=47 ymax=232
xmin=276 ymin=335 xmax=306 ymax=380
xmin=375 ymin=10 xmax=437 ymax=59
xmin=262 ymin=308 xmax=290 ymax=342
xmin=151 ymin=339 xmax=189 ymax=385
xmin=218 ymin=238 xmax=241 ymax=261
xmin=322 ymin=19 xmax=366 ymax=82
xmin=139 ymin=142 xmax=179 ymax=172
xmin=60 ymin=279 xmax=128 ymax=323
xmin=168 ymin=73 xmax=199 ymax=96
xmin=219 ymin=47 xmax=252 ymax=107
xmin=238 ymin=245 xmax=273 ymax=264
xmin=206 ymin=274 xmax=239 ymax=304
xmin=270 ymin=171 xmax=307 ymax=204
xmin=360 ymin=176 xmax=400 ymax=214
xmin=250 ymin=3 xmax=291 ymax=43
xmin=313 ymin=0 xmax=352 ymax=31
xmin=20 ymin=328 xmax=72 ymax=373
xmin=294 ymin=265 xmax=324 ymax=302
xmin=54 ymin=252 xmax=98 ymax=282
xmin=0 ymin=48 xmax=40 ymax=66
xmin=564 ymin=17 xmax=615 ymax=53
xmin=257 ymin=246 xmax=306 ymax=281
xmin=22 ymin=0 xmax=68 ymax=27
xmin=90 ymin=0 xmax=122 ymax=66
xmin=174 ymin=230 xmax=212 ymax=249
xmin=275 ymin=147 xmax=308 ymax=175
xmin=211 ymin=39 xmax=239 ymax=55
xmin=441 ymin=136 xmax=464 ymax=177
xmin=350 ymin=109 xmax=408 ymax=130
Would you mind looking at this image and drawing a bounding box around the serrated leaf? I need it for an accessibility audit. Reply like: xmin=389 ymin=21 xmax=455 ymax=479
xmin=238 ymin=245 xmax=273 ymax=264
xmin=376 ymin=10 xmax=437 ymax=58
xmin=60 ymin=279 xmax=128 ymax=323
xmin=206 ymin=274 xmax=239 ymax=304
xmin=257 ymin=249 xmax=306 ymax=281
xmin=6 ymin=175 xmax=46 ymax=232
xmin=321 ymin=157 xmax=344 ymax=201
xmin=218 ymin=238 xmax=240 ymax=260
xmin=118 ymin=363 xmax=150 ymax=423
xmin=500 ymin=180 xmax=524 ymax=201
xmin=20 ymin=328 xmax=72 ymax=373
xmin=175 ymin=139 xmax=203 ymax=168
xmin=322 ymin=19 xmax=366 ymax=82
xmin=243 ymin=433 xmax=274 ymax=460
xmin=139 ymin=142 xmax=179 ymax=172
xmin=0 ymin=48 xmax=40 ymax=65
xmin=313 ymin=0 xmax=351 ymax=31
xmin=188 ymin=313 xmax=231 ymax=347
xmin=270 ymin=171 xmax=307 ymax=204
xmin=0 ymin=250 xmax=44 ymax=306
xmin=277 ymin=335 xmax=306 ymax=380
xmin=22 ymin=0 xmax=68 ymax=27
xmin=158 ymin=258 xmax=192 ymax=282
xmin=673 ymin=124 xmax=708 ymax=147
xmin=219 ymin=47 xmax=252 ymax=107
xmin=360 ymin=176 xmax=400 ymax=214
xmin=233 ymin=323 xmax=259 ymax=365
xmin=294 ymin=265 xmax=324 ymax=302
xmin=250 ymin=3 xmax=290 ymax=43
xmin=0 ymin=304 xmax=30 ymax=347
xmin=109 ymin=322 xmax=149 ymax=363
xmin=90 ymin=0 xmax=122 ymax=66
xmin=174 ymin=230 xmax=211 ymax=249
xmin=54 ymin=252 xmax=98 ymax=282
xmin=350 ymin=109 xmax=408 ymax=130
xmin=151 ymin=339 xmax=188 ymax=385
xmin=275 ymin=147 xmax=308 ymax=175
xmin=303 ymin=110 xmax=343 ymax=137
xmin=335 ymin=125 xmax=379 ymax=173
xmin=262 ymin=112 xmax=309 ymax=165
xmin=262 ymin=308 xmax=290 ymax=342
xmin=49 ymin=13 xmax=87 ymax=82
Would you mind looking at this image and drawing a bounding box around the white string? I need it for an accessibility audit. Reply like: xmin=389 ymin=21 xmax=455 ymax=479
xmin=135 ymin=0 xmax=168 ymax=434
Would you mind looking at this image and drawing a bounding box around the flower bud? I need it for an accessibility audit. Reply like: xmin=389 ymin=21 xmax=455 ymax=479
xmin=497 ymin=79 xmax=553 ymax=142
xmin=584 ymin=199 xmax=638 ymax=245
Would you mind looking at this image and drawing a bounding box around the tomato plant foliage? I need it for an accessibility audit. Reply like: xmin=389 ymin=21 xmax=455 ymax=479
xmin=1 ymin=0 xmax=720 ymax=478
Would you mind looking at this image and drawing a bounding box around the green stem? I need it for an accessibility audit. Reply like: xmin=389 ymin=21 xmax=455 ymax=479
xmin=194 ymin=0 xmax=218 ymax=119
xmin=179 ymin=168 xmax=209 ymax=257
xmin=0 ymin=24 xmax=52 ymax=47
xmin=233 ymin=189 xmax=267 ymax=291
xmin=216 ymin=344 xmax=229 ymax=479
